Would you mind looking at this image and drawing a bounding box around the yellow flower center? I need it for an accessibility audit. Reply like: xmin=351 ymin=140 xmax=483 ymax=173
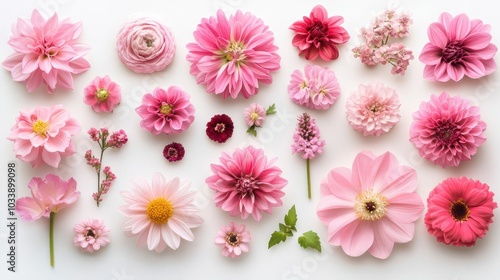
xmin=146 ymin=198 xmax=173 ymax=224
xmin=225 ymin=41 xmax=245 ymax=63
xmin=96 ymin=89 xmax=109 ymax=101
xmin=354 ymin=189 xmax=389 ymax=221
xmin=160 ymin=103 xmax=173 ymax=115
xmin=250 ymin=112 xmax=259 ymax=122
xmin=32 ymin=120 xmax=49 ymax=137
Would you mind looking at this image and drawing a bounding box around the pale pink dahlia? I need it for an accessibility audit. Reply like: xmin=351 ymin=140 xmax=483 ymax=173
xmin=214 ymin=222 xmax=251 ymax=258
xmin=419 ymin=12 xmax=497 ymax=82
xmin=73 ymin=218 xmax=111 ymax=253
xmin=2 ymin=10 xmax=90 ymax=93
xmin=120 ymin=173 xmax=203 ymax=252
xmin=206 ymin=146 xmax=287 ymax=221
xmin=346 ymin=82 xmax=401 ymax=136
xmin=409 ymin=92 xmax=486 ymax=167
xmin=7 ymin=104 xmax=80 ymax=168
xmin=83 ymin=75 xmax=121 ymax=113
xmin=317 ymin=151 xmax=424 ymax=259
xmin=187 ymin=10 xmax=281 ymax=99
xmin=136 ymin=86 xmax=195 ymax=135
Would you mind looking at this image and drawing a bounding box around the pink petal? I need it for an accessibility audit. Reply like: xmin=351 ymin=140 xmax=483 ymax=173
xmin=368 ymin=222 xmax=395 ymax=259
xmin=427 ymin=23 xmax=448 ymax=49
xmin=448 ymin=14 xmax=471 ymax=41
xmin=340 ymin=221 xmax=374 ymax=257
xmin=15 ymin=197 xmax=44 ymax=221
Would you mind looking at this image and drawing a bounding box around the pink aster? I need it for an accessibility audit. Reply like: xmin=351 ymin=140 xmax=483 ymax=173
xmin=7 ymin=104 xmax=80 ymax=168
xmin=419 ymin=12 xmax=497 ymax=82
xmin=2 ymin=10 xmax=90 ymax=93
xmin=83 ymin=75 xmax=121 ymax=113
xmin=317 ymin=151 xmax=424 ymax=259
xmin=244 ymin=103 xmax=266 ymax=127
xmin=73 ymin=218 xmax=111 ymax=253
xmin=136 ymin=86 xmax=195 ymax=135
xmin=290 ymin=5 xmax=350 ymax=61
xmin=214 ymin=222 xmax=251 ymax=258
xmin=206 ymin=146 xmax=287 ymax=221
xmin=409 ymin=92 xmax=486 ymax=167
xmin=187 ymin=10 xmax=281 ymax=99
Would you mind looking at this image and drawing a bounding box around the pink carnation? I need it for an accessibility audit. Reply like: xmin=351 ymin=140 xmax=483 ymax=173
xmin=83 ymin=75 xmax=121 ymax=113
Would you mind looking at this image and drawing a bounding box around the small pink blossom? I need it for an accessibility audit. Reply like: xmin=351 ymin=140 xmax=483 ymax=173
xmin=292 ymin=113 xmax=325 ymax=160
xmin=73 ymin=218 xmax=111 ymax=253
xmin=215 ymin=222 xmax=251 ymax=258
xmin=244 ymin=103 xmax=266 ymax=127
xmin=83 ymin=75 xmax=121 ymax=113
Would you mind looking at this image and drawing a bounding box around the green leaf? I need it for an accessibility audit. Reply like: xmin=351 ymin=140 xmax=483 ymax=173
xmin=268 ymin=231 xmax=287 ymax=248
xmin=266 ymin=103 xmax=277 ymax=115
xmin=298 ymin=231 xmax=322 ymax=252
xmin=284 ymin=205 xmax=297 ymax=229
xmin=246 ymin=126 xmax=257 ymax=137
xmin=279 ymin=223 xmax=294 ymax=237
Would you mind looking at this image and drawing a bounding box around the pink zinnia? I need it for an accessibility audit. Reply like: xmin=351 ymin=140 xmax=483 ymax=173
xmin=214 ymin=222 xmax=251 ymax=258
xmin=206 ymin=146 xmax=287 ymax=221
xmin=7 ymin=104 xmax=80 ymax=168
xmin=73 ymin=218 xmax=111 ymax=253
xmin=244 ymin=103 xmax=266 ymax=127
xmin=425 ymin=177 xmax=497 ymax=247
xmin=409 ymin=92 xmax=486 ymax=167
xmin=187 ymin=10 xmax=280 ymax=99
xmin=317 ymin=151 xmax=424 ymax=259
xmin=290 ymin=5 xmax=350 ymax=61
xmin=83 ymin=75 xmax=121 ymax=113
xmin=419 ymin=12 xmax=497 ymax=82
xmin=2 ymin=10 xmax=90 ymax=93
xmin=136 ymin=86 xmax=195 ymax=135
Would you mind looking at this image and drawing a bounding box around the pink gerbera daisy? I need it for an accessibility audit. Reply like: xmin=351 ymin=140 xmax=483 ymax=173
xmin=83 ymin=75 xmax=121 ymax=113
xmin=214 ymin=222 xmax=251 ymax=258
xmin=73 ymin=218 xmax=111 ymax=253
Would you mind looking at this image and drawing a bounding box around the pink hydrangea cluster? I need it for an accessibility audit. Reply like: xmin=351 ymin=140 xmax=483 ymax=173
xmin=292 ymin=113 xmax=325 ymax=160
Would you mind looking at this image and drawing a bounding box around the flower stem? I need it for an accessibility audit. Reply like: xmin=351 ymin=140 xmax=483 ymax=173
xmin=96 ymin=145 xmax=106 ymax=207
xmin=306 ymin=158 xmax=311 ymax=199
xmin=49 ymin=212 xmax=55 ymax=267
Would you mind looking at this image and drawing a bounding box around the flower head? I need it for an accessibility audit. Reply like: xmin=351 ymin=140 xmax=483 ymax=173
xmin=290 ymin=5 xmax=350 ymax=61
xmin=425 ymin=177 xmax=497 ymax=246
xmin=84 ymin=75 xmax=121 ymax=113
xmin=73 ymin=218 xmax=110 ymax=253
xmin=187 ymin=10 xmax=280 ymax=99
xmin=409 ymin=92 xmax=486 ymax=167
xmin=206 ymin=146 xmax=287 ymax=221
xmin=206 ymin=114 xmax=234 ymax=143
xmin=292 ymin=113 xmax=325 ymax=160
xmin=163 ymin=142 xmax=185 ymax=162
xmin=244 ymin=103 xmax=266 ymax=127
xmin=346 ymin=82 xmax=401 ymax=136
xmin=316 ymin=151 xmax=424 ymax=259
xmin=120 ymin=173 xmax=203 ymax=252
xmin=214 ymin=222 xmax=251 ymax=258
xmin=2 ymin=10 xmax=90 ymax=93
xmin=419 ymin=12 xmax=497 ymax=82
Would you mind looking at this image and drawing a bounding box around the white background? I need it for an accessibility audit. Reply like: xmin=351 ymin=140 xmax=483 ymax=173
xmin=1 ymin=0 xmax=499 ymax=279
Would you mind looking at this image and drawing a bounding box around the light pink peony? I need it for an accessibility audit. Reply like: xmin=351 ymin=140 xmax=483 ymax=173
xmin=7 ymin=104 xmax=80 ymax=168
xmin=419 ymin=13 xmax=497 ymax=82
xmin=2 ymin=10 xmax=90 ymax=93
xmin=187 ymin=10 xmax=280 ymax=99
xmin=214 ymin=222 xmax=251 ymax=258
xmin=116 ymin=17 xmax=175 ymax=73
xmin=73 ymin=218 xmax=111 ymax=253
xmin=83 ymin=75 xmax=121 ymax=113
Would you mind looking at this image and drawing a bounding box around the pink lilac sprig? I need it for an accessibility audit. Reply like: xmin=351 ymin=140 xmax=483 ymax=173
xmin=291 ymin=113 xmax=325 ymax=199
xmin=85 ymin=128 xmax=127 ymax=206
xmin=245 ymin=103 xmax=276 ymax=136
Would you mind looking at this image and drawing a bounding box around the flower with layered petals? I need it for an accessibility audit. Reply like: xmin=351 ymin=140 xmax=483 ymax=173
xmin=206 ymin=114 xmax=234 ymax=143
xmin=83 ymin=75 xmax=121 ymax=113
xmin=187 ymin=10 xmax=281 ymax=99
xmin=206 ymin=146 xmax=287 ymax=221
xmin=2 ymin=9 xmax=90 ymax=93
xmin=73 ymin=218 xmax=111 ymax=253
xmin=7 ymin=104 xmax=80 ymax=168
xmin=163 ymin=142 xmax=185 ymax=162
xmin=317 ymin=151 xmax=424 ymax=259
xmin=215 ymin=222 xmax=251 ymax=258
xmin=425 ymin=177 xmax=497 ymax=246
xmin=409 ymin=92 xmax=486 ymax=167
xmin=120 ymin=173 xmax=203 ymax=252
xmin=419 ymin=12 xmax=497 ymax=82
xmin=244 ymin=103 xmax=266 ymax=127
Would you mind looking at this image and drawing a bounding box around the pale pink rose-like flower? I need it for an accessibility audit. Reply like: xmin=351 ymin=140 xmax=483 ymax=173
xmin=83 ymin=75 xmax=121 ymax=113
xmin=73 ymin=218 xmax=111 ymax=253
xmin=317 ymin=151 xmax=424 ymax=259
xmin=116 ymin=17 xmax=176 ymax=73
xmin=2 ymin=9 xmax=90 ymax=93
xmin=214 ymin=222 xmax=251 ymax=258
xmin=346 ymin=82 xmax=401 ymax=136
xmin=187 ymin=10 xmax=280 ymax=99
xmin=7 ymin=104 xmax=80 ymax=168
xmin=244 ymin=103 xmax=266 ymax=127
xmin=419 ymin=12 xmax=497 ymax=82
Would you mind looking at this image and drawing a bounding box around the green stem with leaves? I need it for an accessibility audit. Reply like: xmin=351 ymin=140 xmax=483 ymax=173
xmin=49 ymin=212 xmax=55 ymax=267
xmin=306 ymin=158 xmax=311 ymax=199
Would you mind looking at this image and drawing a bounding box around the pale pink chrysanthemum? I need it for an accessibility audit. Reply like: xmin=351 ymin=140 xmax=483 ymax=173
xmin=317 ymin=151 xmax=424 ymax=259
xmin=120 ymin=173 xmax=203 ymax=252
xmin=214 ymin=222 xmax=251 ymax=258
xmin=346 ymin=82 xmax=401 ymax=136
xmin=206 ymin=146 xmax=287 ymax=221
xmin=83 ymin=75 xmax=121 ymax=113
xmin=419 ymin=12 xmax=497 ymax=82
xmin=244 ymin=103 xmax=266 ymax=127
xmin=7 ymin=104 xmax=80 ymax=168
xmin=409 ymin=92 xmax=486 ymax=167
xmin=2 ymin=10 xmax=90 ymax=93
xmin=425 ymin=177 xmax=497 ymax=247
xmin=73 ymin=218 xmax=111 ymax=253
xmin=187 ymin=10 xmax=281 ymax=99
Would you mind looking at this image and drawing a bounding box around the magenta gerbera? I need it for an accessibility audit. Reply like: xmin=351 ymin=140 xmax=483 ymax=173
xmin=214 ymin=222 xmax=251 ymax=258
xmin=83 ymin=75 xmax=121 ymax=113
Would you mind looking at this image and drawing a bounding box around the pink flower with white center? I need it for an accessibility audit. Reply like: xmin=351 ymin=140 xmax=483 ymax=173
xmin=83 ymin=75 xmax=121 ymax=113
xmin=214 ymin=222 xmax=251 ymax=258
xmin=2 ymin=10 xmax=90 ymax=93
xmin=73 ymin=218 xmax=111 ymax=253
xmin=244 ymin=103 xmax=266 ymax=127
xmin=7 ymin=104 xmax=80 ymax=168
xmin=187 ymin=10 xmax=281 ymax=99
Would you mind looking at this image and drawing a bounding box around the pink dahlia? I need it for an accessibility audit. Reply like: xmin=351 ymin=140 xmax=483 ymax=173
xmin=187 ymin=10 xmax=281 ymax=99
xmin=290 ymin=5 xmax=350 ymax=61
xmin=206 ymin=146 xmax=287 ymax=221
xmin=73 ymin=218 xmax=111 ymax=253
xmin=317 ymin=151 xmax=424 ymax=259
xmin=8 ymin=104 xmax=80 ymax=168
xmin=83 ymin=75 xmax=121 ymax=113
xmin=425 ymin=177 xmax=497 ymax=246
xmin=419 ymin=12 xmax=497 ymax=82
xmin=2 ymin=10 xmax=90 ymax=93
xmin=346 ymin=82 xmax=401 ymax=136
xmin=409 ymin=92 xmax=486 ymax=167
xmin=120 ymin=173 xmax=203 ymax=252
xmin=136 ymin=86 xmax=195 ymax=135
xmin=214 ymin=222 xmax=251 ymax=258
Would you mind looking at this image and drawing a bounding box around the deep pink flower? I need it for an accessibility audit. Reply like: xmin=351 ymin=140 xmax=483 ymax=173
xmin=425 ymin=177 xmax=497 ymax=246
xmin=206 ymin=114 xmax=234 ymax=143
xmin=317 ymin=151 xmax=424 ymax=259
xmin=83 ymin=75 xmax=121 ymax=113
xmin=214 ymin=222 xmax=251 ymax=258
xmin=73 ymin=218 xmax=111 ymax=253
xmin=136 ymin=86 xmax=195 ymax=135
xmin=206 ymin=146 xmax=287 ymax=221
xmin=163 ymin=142 xmax=185 ymax=162
xmin=409 ymin=92 xmax=486 ymax=167
xmin=7 ymin=104 xmax=80 ymax=168
xmin=419 ymin=13 xmax=497 ymax=82
xmin=187 ymin=10 xmax=280 ymax=99
xmin=244 ymin=103 xmax=266 ymax=127
xmin=290 ymin=5 xmax=350 ymax=61
xmin=2 ymin=10 xmax=90 ymax=93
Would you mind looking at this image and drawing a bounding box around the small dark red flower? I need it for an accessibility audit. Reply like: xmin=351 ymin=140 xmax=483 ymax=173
xmin=163 ymin=142 xmax=185 ymax=162
xmin=206 ymin=114 xmax=234 ymax=143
